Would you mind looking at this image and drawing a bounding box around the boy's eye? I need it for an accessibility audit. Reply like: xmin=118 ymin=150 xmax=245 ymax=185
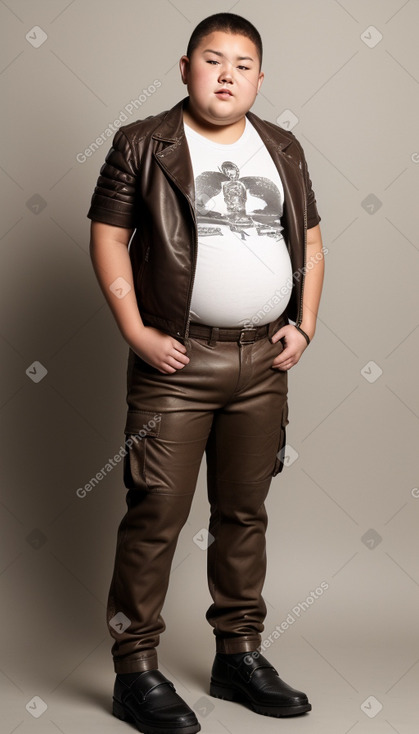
xmin=205 ymin=59 xmax=250 ymax=71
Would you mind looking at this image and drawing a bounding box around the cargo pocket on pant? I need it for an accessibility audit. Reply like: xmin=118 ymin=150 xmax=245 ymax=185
xmin=272 ymin=403 xmax=289 ymax=476
xmin=123 ymin=410 xmax=162 ymax=491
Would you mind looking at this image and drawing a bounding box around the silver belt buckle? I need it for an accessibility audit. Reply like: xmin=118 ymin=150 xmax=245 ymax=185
xmin=239 ymin=327 xmax=258 ymax=344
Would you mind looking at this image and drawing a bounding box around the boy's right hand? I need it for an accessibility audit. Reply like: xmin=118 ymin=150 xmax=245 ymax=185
xmin=127 ymin=326 xmax=190 ymax=375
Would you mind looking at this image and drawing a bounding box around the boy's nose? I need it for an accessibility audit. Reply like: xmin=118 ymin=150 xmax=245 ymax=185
xmin=218 ymin=69 xmax=233 ymax=84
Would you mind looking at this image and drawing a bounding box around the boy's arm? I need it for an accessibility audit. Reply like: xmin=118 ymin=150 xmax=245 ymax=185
xmin=271 ymin=223 xmax=325 ymax=371
xmin=89 ymin=221 xmax=189 ymax=374
xmin=298 ymin=223 xmax=325 ymax=341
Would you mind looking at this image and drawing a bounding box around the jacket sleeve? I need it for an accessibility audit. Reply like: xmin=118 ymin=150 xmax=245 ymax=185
xmin=295 ymin=139 xmax=321 ymax=230
xmin=86 ymin=129 xmax=138 ymax=228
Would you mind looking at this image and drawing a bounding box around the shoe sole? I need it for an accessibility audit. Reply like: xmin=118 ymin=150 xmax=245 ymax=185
xmin=112 ymin=698 xmax=201 ymax=734
xmin=209 ymin=681 xmax=312 ymax=717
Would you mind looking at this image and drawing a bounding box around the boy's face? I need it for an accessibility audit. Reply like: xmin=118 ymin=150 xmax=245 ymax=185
xmin=179 ymin=31 xmax=264 ymax=127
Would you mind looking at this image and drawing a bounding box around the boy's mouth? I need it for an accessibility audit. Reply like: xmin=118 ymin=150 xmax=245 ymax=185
xmin=215 ymin=88 xmax=233 ymax=97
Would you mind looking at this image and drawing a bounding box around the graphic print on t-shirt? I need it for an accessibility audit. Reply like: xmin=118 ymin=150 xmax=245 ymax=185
xmin=183 ymin=118 xmax=292 ymax=327
xmin=195 ymin=160 xmax=284 ymax=241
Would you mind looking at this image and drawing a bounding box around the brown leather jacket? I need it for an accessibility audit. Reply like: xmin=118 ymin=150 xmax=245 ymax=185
xmin=87 ymin=96 xmax=321 ymax=340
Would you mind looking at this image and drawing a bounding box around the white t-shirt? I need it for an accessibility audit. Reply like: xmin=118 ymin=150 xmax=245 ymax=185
xmin=184 ymin=117 xmax=293 ymax=328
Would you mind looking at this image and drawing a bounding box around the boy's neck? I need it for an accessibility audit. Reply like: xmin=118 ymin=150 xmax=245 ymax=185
xmin=182 ymin=107 xmax=247 ymax=144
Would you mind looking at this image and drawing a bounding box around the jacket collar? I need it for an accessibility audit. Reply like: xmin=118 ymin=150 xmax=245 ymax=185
xmin=151 ymin=97 xmax=188 ymax=143
xmin=151 ymin=98 xmax=195 ymax=205
xmin=246 ymin=110 xmax=293 ymax=152
xmin=151 ymin=96 xmax=295 ymax=206
xmin=152 ymin=96 xmax=293 ymax=152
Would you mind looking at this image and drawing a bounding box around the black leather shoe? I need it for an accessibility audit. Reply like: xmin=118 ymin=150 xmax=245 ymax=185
xmin=113 ymin=669 xmax=201 ymax=733
xmin=210 ymin=651 xmax=311 ymax=717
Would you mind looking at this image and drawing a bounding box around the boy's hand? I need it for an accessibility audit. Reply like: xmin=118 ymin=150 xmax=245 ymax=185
xmin=270 ymin=325 xmax=309 ymax=371
xmin=128 ymin=326 xmax=190 ymax=374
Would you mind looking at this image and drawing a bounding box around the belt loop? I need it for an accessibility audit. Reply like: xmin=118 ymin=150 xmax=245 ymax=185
xmin=209 ymin=327 xmax=219 ymax=346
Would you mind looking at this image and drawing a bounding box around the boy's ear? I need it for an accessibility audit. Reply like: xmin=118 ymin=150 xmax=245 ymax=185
xmin=256 ymin=71 xmax=265 ymax=94
xmin=179 ymin=55 xmax=189 ymax=85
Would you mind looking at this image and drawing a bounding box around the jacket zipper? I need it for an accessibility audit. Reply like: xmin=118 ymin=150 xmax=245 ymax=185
xmin=273 ymin=143 xmax=308 ymax=329
xmin=296 ymin=189 xmax=308 ymax=328
xmin=184 ymin=203 xmax=197 ymax=338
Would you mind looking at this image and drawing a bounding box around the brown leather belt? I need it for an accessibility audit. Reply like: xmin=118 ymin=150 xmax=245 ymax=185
xmin=188 ymin=322 xmax=270 ymax=344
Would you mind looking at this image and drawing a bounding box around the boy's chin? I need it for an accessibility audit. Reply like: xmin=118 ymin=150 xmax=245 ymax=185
xmin=204 ymin=105 xmax=249 ymax=123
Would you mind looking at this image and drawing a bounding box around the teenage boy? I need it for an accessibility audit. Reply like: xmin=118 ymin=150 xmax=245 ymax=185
xmin=88 ymin=12 xmax=324 ymax=734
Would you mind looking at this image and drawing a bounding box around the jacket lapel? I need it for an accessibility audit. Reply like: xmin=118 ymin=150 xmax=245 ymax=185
xmin=150 ymin=98 xmax=304 ymax=219
xmin=151 ymin=97 xmax=196 ymax=207
xmin=246 ymin=111 xmax=305 ymax=240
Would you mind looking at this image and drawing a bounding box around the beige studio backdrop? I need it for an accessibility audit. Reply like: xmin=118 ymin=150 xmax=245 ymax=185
xmin=1 ymin=1 xmax=419 ymax=733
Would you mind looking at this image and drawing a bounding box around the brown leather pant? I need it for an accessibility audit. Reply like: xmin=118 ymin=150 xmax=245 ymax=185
xmin=106 ymin=313 xmax=289 ymax=673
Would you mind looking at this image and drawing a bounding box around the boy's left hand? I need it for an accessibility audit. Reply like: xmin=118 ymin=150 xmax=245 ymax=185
xmin=270 ymin=325 xmax=309 ymax=370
